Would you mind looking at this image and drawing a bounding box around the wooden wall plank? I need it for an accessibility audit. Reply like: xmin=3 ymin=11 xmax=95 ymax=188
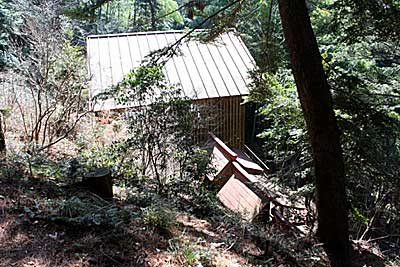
xmin=192 ymin=96 xmax=245 ymax=148
xmin=234 ymin=97 xmax=238 ymax=147
xmin=231 ymin=97 xmax=234 ymax=146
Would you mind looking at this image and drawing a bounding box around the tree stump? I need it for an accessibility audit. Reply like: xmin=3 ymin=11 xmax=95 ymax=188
xmin=83 ymin=167 xmax=113 ymax=199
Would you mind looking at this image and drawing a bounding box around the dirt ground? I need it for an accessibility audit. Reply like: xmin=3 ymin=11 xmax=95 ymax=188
xmin=0 ymin=178 xmax=261 ymax=267
xmin=0 ymin=177 xmax=393 ymax=267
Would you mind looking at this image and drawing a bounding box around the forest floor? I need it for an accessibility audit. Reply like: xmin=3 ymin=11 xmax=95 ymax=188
xmin=0 ymin=176 xmax=394 ymax=267
xmin=0 ymin=177 xmax=286 ymax=267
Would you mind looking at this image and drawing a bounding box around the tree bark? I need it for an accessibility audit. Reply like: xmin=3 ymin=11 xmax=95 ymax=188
xmin=0 ymin=114 xmax=6 ymax=156
xmin=148 ymin=0 xmax=157 ymax=30
xmin=277 ymin=0 xmax=350 ymax=266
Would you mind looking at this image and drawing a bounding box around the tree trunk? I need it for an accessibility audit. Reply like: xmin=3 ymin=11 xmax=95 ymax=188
xmin=148 ymin=0 xmax=157 ymax=30
xmin=0 ymin=114 xmax=6 ymax=156
xmin=277 ymin=0 xmax=350 ymax=266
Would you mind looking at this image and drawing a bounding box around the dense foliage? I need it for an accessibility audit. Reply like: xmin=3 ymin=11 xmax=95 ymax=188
xmin=0 ymin=0 xmax=25 ymax=68
xmin=0 ymin=0 xmax=399 ymax=265
xmin=248 ymin=0 xmax=400 ymax=248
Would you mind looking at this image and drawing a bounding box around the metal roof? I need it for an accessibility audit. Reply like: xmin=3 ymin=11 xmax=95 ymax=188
xmin=87 ymin=29 xmax=255 ymax=111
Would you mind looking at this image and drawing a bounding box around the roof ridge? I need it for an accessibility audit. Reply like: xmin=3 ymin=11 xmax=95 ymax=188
xmin=87 ymin=28 xmax=237 ymax=39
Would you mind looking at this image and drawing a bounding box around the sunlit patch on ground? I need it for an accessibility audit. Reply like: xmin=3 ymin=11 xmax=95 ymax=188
xmin=21 ymin=257 xmax=49 ymax=267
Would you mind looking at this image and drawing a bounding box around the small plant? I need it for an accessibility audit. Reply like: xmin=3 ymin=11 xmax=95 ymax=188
xmin=168 ymin=239 xmax=216 ymax=267
xmin=182 ymin=246 xmax=197 ymax=265
xmin=141 ymin=204 xmax=175 ymax=235
xmin=48 ymin=195 xmax=135 ymax=227
xmin=126 ymin=188 xmax=158 ymax=208
xmin=187 ymin=183 xmax=222 ymax=218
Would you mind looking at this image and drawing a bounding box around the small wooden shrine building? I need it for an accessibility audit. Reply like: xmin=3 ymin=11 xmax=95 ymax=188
xmin=205 ymin=132 xmax=305 ymax=228
xmin=86 ymin=29 xmax=255 ymax=148
xmin=205 ymin=132 xmax=268 ymax=221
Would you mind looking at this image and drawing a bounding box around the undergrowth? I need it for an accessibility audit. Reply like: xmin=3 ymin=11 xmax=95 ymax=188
xmin=0 ymin=144 xmax=394 ymax=267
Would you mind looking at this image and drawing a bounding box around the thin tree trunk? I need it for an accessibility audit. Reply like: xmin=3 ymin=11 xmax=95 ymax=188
xmin=106 ymin=2 xmax=110 ymax=22
xmin=263 ymin=0 xmax=274 ymax=69
xmin=133 ymin=0 xmax=138 ymax=27
xmin=0 ymin=114 xmax=6 ymax=156
xmin=277 ymin=0 xmax=350 ymax=266
xmin=148 ymin=0 xmax=157 ymax=30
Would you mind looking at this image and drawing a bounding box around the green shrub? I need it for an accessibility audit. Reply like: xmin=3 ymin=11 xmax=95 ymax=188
xmin=49 ymin=195 xmax=136 ymax=227
xmin=0 ymin=154 xmax=25 ymax=179
xmin=126 ymin=188 xmax=158 ymax=208
xmin=141 ymin=204 xmax=175 ymax=235
xmin=81 ymin=141 xmax=140 ymax=187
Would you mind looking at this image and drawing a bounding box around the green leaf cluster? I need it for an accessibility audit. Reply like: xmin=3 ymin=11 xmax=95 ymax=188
xmin=0 ymin=0 xmax=25 ymax=68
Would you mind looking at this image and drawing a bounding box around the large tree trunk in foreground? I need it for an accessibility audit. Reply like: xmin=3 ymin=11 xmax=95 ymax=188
xmin=277 ymin=0 xmax=350 ymax=266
